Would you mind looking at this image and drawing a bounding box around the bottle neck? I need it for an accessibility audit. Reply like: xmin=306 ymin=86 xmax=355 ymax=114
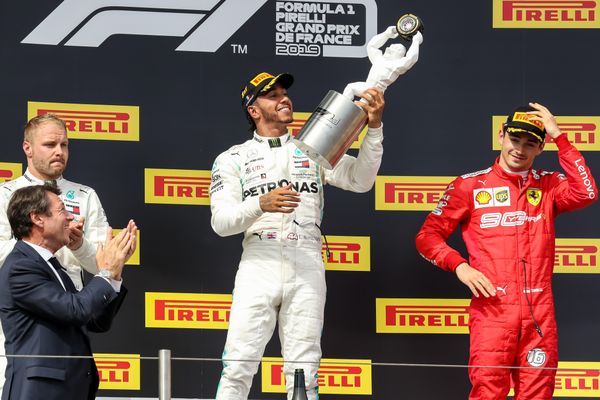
xmin=293 ymin=370 xmax=305 ymax=389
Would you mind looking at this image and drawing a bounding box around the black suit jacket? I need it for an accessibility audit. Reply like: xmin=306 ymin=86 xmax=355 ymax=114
xmin=0 ymin=240 xmax=127 ymax=400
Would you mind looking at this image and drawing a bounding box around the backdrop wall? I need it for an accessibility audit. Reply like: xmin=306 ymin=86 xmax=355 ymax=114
xmin=1 ymin=1 xmax=599 ymax=399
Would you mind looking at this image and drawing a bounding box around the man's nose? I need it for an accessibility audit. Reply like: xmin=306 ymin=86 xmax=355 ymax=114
xmin=513 ymin=143 xmax=524 ymax=153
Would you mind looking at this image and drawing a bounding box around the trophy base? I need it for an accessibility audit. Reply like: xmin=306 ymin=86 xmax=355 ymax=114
xmin=293 ymin=90 xmax=367 ymax=170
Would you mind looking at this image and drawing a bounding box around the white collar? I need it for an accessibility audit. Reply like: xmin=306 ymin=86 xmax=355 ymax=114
xmin=22 ymin=240 xmax=54 ymax=262
xmin=23 ymin=168 xmax=64 ymax=185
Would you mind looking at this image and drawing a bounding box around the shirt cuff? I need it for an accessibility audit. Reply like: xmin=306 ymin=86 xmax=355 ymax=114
xmin=245 ymin=195 xmax=264 ymax=218
xmin=97 ymin=275 xmax=123 ymax=292
xmin=366 ymin=123 xmax=383 ymax=138
xmin=553 ymin=133 xmax=570 ymax=150
xmin=445 ymin=253 xmax=468 ymax=272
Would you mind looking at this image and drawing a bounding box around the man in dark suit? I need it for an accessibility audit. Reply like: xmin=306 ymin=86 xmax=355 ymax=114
xmin=0 ymin=184 xmax=137 ymax=400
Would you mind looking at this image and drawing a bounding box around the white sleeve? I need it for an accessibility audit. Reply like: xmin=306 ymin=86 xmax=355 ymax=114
xmin=69 ymin=189 xmax=109 ymax=274
xmin=324 ymin=125 xmax=384 ymax=192
xmin=210 ymin=152 xmax=263 ymax=237
xmin=0 ymin=192 xmax=16 ymax=267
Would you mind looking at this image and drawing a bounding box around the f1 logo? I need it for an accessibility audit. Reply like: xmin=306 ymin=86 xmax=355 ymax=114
xmin=22 ymin=0 xmax=377 ymax=57
xmin=22 ymin=0 xmax=267 ymax=52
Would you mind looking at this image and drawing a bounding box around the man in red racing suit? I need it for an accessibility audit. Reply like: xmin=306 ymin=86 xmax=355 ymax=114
xmin=416 ymin=103 xmax=597 ymax=399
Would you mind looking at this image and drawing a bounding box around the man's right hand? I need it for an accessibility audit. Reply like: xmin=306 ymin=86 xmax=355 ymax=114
xmin=455 ymin=263 xmax=496 ymax=298
xmin=96 ymin=220 xmax=137 ymax=280
xmin=259 ymin=184 xmax=300 ymax=213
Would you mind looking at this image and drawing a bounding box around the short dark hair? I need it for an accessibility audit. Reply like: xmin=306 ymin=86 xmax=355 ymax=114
xmin=7 ymin=185 xmax=61 ymax=240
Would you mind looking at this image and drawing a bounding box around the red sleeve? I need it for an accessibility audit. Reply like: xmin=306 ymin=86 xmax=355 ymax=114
xmin=415 ymin=177 xmax=470 ymax=272
xmin=552 ymin=134 xmax=598 ymax=214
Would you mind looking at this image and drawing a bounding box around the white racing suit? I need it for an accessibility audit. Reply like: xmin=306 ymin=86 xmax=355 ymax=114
xmin=210 ymin=127 xmax=383 ymax=400
xmin=0 ymin=169 xmax=109 ymax=392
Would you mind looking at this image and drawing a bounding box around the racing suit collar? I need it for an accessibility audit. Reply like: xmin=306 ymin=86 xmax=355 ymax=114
xmin=491 ymin=157 xmax=531 ymax=185
xmin=253 ymin=131 xmax=291 ymax=148
xmin=23 ymin=168 xmax=65 ymax=185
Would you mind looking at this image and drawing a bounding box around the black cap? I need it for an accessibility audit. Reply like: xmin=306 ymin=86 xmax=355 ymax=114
xmin=241 ymin=72 xmax=294 ymax=110
xmin=504 ymin=106 xmax=546 ymax=143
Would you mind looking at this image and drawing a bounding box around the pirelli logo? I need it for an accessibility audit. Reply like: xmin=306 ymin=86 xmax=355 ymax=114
xmin=95 ymin=353 xmax=140 ymax=390
xmin=112 ymin=228 xmax=141 ymax=265
xmin=145 ymin=292 xmax=231 ymax=329
xmin=28 ymin=101 xmax=140 ymax=141
xmin=289 ymin=112 xmax=367 ymax=149
xmin=261 ymin=357 xmax=372 ymax=395
xmin=555 ymin=362 xmax=600 ymax=396
xmin=376 ymin=298 xmax=470 ymax=334
xmin=493 ymin=116 xmax=600 ymax=151
xmin=554 ymin=238 xmax=600 ymax=273
xmin=508 ymin=361 xmax=600 ymax=396
xmin=145 ymin=168 xmax=211 ymax=206
xmin=375 ymin=176 xmax=454 ymax=211
xmin=493 ymin=0 xmax=600 ymax=28
xmin=0 ymin=162 xmax=22 ymax=184
xmin=323 ymin=236 xmax=370 ymax=271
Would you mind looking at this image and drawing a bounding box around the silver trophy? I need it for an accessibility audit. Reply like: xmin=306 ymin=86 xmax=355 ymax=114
xmin=293 ymin=14 xmax=424 ymax=169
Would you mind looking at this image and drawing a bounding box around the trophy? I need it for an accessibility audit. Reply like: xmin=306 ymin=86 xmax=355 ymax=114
xmin=293 ymin=14 xmax=424 ymax=169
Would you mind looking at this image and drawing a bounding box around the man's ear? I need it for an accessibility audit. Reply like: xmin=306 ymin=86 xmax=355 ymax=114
xmin=23 ymin=140 xmax=32 ymax=158
xmin=247 ymin=105 xmax=260 ymax=119
xmin=498 ymin=126 xmax=506 ymax=146
xmin=30 ymin=212 xmax=44 ymax=228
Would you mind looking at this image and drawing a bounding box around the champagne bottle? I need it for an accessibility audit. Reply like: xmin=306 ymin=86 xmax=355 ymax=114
xmin=291 ymin=368 xmax=308 ymax=400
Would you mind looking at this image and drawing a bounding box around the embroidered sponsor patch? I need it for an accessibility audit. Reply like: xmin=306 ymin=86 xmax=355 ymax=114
xmin=473 ymin=187 xmax=511 ymax=209
xmin=527 ymin=188 xmax=542 ymax=206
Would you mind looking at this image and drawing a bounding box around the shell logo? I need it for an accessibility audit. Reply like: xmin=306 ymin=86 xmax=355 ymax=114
xmin=475 ymin=191 xmax=492 ymax=205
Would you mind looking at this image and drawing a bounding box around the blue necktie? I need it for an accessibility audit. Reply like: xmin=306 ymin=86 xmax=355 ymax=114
xmin=48 ymin=257 xmax=77 ymax=292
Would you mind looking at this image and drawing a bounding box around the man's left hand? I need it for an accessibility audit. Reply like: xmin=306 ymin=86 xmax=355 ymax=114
xmin=355 ymin=87 xmax=385 ymax=128
xmin=67 ymin=216 xmax=85 ymax=250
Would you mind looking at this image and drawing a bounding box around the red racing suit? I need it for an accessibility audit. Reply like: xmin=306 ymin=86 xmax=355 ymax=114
xmin=416 ymin=134 xmax=597 ymax=400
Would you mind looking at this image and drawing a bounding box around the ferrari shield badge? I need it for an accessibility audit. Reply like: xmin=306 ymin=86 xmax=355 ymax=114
xmin=527 ymin=188 xmax=542 ymax=206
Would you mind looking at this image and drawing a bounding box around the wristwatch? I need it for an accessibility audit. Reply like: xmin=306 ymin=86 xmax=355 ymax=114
xmin=98 ymin=269 xmax=113 ymax=279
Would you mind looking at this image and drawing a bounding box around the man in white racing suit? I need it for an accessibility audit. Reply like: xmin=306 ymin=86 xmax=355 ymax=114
xmin=210 ymin=71 xmax=385 ymax=400
xmin=0 ymin=114 xmax=109 ymax=392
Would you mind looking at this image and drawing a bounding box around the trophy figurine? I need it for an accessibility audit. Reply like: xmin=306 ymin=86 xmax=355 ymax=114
xmin=293 ymin=14 xmax=424 ymax=169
